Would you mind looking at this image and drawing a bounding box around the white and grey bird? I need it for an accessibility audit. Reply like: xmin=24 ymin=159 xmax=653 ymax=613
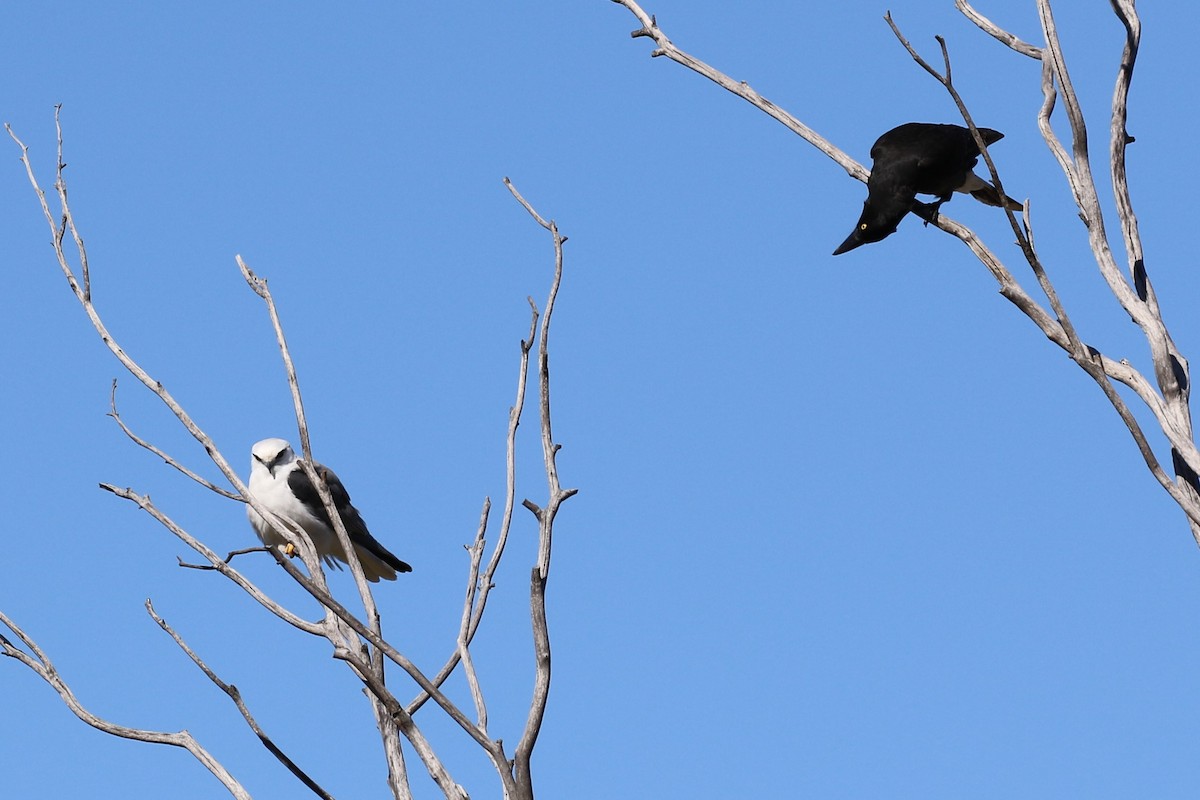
xmin=247 ymin=437 xmax=412 ymax=582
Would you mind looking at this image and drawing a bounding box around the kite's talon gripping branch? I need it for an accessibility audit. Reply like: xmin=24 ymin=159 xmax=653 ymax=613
xmin=247 ymin=439 xmax=412 ymax=581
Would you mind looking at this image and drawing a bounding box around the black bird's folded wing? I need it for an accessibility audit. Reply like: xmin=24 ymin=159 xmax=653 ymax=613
xmin=833 ymin=122 xmax=1017 ymax=254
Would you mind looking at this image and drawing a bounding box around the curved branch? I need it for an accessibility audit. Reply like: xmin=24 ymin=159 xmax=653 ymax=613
xmin=1036 ymin=0 xmax=1200 ymax=525
xmin=955 ymin=0 xmax=1044 ymax=59
xmin=107 ymin=380 xmax=241 ymax=501
xmin=0 ymin=611 xmax=249 ymax=799
xmin=5 ymin=117 xmax=252 ymax=507
xmin=99 ymin=484 xmax=325 ymax=635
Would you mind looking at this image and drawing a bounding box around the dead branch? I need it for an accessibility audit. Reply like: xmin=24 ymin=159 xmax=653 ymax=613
xmin=234 ymin=255 xmax=407 ymax=789
xmin=408 ymin=299 xmax=539 ymax=717
xmin=108 ymin=380 xmax=242 ymax=500
xmin=504 ymin=177 xmax=578 ymax=797
xmin=885 ymin=13 xmax=1189 ymax=505
xmin=145 ymin=601 xmax=335 ymax=800
xmin=6 ymin=113 xmax=251 ymax=503
xmin=608 ymin=0 xmax=866 ymax=182
xmin=7 ymin=115 xmax=464 ymax=796
xmin=98 ymin=482 xmax=325 ymax=635
xmin=0 ymin=610 xmax=250 ymax=799
xmin=955 ymin=1 xmax=1043 ymax=59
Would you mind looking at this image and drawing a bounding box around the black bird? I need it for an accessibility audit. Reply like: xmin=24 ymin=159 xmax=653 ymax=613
xmin=833 ymin=122 xmax=1022 ymax=255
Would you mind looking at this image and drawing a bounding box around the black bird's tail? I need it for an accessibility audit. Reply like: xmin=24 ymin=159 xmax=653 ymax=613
xmin=969 ymin=185 xmax=1023 ymax=211
xmin=959 ymin=171 xmax=1023 ymax=211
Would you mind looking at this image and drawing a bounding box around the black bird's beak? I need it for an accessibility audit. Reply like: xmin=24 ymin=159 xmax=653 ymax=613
xmin=832 ymin=229 xmax=866 ymax=256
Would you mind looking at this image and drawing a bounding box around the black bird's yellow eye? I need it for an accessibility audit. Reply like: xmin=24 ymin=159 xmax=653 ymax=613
xmin=859 ymin=223 xmax=868 ymax=230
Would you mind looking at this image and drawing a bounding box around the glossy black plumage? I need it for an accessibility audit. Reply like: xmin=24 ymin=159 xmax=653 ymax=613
xmin=833 ymin=122 xmax=1022 ymax=255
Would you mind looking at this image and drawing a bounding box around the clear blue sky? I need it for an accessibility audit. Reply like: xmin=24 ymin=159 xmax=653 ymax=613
xmin=4 ymin=1 xmax=1200 ymax=798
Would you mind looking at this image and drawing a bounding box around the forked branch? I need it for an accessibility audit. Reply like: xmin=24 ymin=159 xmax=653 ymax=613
xmin=0 ymin=611 xmax=250 ymax=799
xmin=504 ymin=177 xmax=578 ymax=796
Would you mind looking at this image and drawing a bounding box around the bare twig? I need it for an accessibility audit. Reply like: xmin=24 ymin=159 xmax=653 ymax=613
xmin=261 ymin=548 xmax=495 ymax=751
xmin=608 ymin=0 xmax=867 ymax=183
xmin=236 ymin=253 xmax=411 ymax=793
xmin=236 ymin=256 xmax=313 ymax=459
xmin=177 ymin=545 xmax=274 ymax=569
xmin=407 ymin=299 xmax=540 ymax=716
xmin=98 ymin=483 xmax=325 ymax=635
xmin=331 ymin=647 xmax=471 ymax=800
xmin=1108 ymin=0 xmax=1144 ymax=277
xmin=407 ymin=180 xmax=577 ymax=799
xmin=367 ymin=695 xmax=413 ymax=800
xmin=459 ymin=498 xmax=492 ymax=729
xmin=107 ymin=380 xmax=241 ymax=500
xmin=883 ymin=17 xmax=1087 ymax=356
xmin=263 ymin=541 xmax=511 ymax=798
xmin=0 ymin=610 xmax=250 ymax=799
xmin=146 ymin=601 xmax=335 ymax=800
xmin=52 ymin=106 xmax=90 ymax=301
xmin=236 ymin=255 xmax=388 ymax=622
xmin=5 ymin=120 xmax=253 ymax=510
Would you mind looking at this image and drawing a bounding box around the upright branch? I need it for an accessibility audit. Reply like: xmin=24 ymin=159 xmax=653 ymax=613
xmin=407 ymin=300 xmax=539 ymax=718
xmin=457 ymin=499 xmax=493 ymax=729
xmin=236 ymin=253 xmax=415 ymax=794
xmin=52 ymin=106 xmax=90 ymax=302
xmin=504 ymin=177 xmax=579 ymax=798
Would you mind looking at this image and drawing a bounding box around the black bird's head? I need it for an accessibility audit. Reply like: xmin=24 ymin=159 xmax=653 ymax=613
xmin=832 ymin=200 xmax=903 ymax=255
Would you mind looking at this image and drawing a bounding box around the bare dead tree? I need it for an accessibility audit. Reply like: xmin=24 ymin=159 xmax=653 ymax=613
xmin=608 ymin=0 xmax=1200 ymax=542
xmin=2 ymin=110 xmax=574 ymax=800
